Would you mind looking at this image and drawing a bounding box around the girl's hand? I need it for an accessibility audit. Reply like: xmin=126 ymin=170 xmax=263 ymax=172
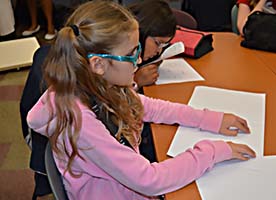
xmin=134 ymin=63 xmax=159 ymax=87
xmin=219 ymin=113 xmax=250 ymax=136
xmin=227 ymin=142 xmax=256 ymax=161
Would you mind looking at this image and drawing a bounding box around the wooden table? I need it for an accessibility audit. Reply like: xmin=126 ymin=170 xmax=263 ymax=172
xmin=254 ymin=50 xmax=276 ymax=76
xmin=143 ymin=32 xmax=276 ymax=200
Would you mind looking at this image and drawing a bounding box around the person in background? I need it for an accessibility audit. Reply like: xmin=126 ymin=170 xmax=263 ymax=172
xmin=128 ymin=0 xmax=177 ymax=162
xmin=20 ymin=45 xmax=52 ymax=200
xmin=27 ymin=1 xmax=256 ymax=199
xmin=237 ymin=0 xmax=276 ymax=36
xmin=0 ymin=0 xmax=15 ymax=41
xmin=129 ymin=0 xmax=177 ymax=89
xmin=22 ymin=0 xmax=57 ymax=40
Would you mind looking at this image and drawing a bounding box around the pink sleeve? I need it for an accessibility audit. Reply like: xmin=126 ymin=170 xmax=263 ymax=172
xmin=77 ymin=110 xmax=232 ymax=196
xmin=27 ymin=91 xmax=51 ymax=135
xmin=140 ymin=94 xmax=223 ymax=133
xmin=27 ymin=90 xmax=57 ymax=136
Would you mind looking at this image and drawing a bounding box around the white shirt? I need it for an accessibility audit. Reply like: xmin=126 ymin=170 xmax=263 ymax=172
xmin=0 ymin=0 xmax=15 ymax=36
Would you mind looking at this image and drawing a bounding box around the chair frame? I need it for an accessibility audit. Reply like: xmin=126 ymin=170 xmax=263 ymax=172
xmin=45 ymin=142 xmax=69 ymax=200
xmin=172 ymin=8 xmax=198 ymax=29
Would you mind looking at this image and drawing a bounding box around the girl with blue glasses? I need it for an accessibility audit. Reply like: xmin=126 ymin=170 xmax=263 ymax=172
xmin=27 ymin=1 xmax=255 ymax=200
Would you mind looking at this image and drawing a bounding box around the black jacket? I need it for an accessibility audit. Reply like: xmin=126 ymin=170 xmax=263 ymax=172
xmin=20 ymin=45 xmax=50 ymax=173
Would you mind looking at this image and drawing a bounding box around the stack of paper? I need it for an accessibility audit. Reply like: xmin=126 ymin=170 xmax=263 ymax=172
xmin=167 ymin=86 xmax=275 ymax=200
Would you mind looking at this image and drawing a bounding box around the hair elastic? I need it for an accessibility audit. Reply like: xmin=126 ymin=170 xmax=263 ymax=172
xmin=70 ymin=24 xmax=80 ymax=36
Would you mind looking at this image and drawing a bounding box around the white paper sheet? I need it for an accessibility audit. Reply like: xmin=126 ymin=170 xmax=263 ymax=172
xmin=156 ymin=58 xmax=204 ymax=85
xmin=145 ymin=42 xmax=185 ymax=66
xmin=196 ymin=156 xmax=276 ymax=200
xmin=167 ymin=86 xmax=266 ymax=157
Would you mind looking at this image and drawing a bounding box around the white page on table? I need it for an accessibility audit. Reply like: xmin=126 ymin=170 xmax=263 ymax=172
xmin=167 ymin=86 xmax=265 ymax=157
xmin=156 ymin=58 xmax=204 ymax=85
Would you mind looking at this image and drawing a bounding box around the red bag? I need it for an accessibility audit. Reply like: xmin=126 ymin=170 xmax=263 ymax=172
xmin=171 ymin=26 xmax=214 ymax=58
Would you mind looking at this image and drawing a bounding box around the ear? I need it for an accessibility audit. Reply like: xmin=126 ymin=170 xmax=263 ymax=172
xmin=88 ymin=56 xmax=106 ymax=75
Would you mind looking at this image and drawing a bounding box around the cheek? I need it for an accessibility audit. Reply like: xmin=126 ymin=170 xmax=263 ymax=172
xmin=120 ymin=65 xmax=135 ymax=79
xmin=120 ymin=65 xmax=136 ymax=85
xmin=104 ymin=63 xmax=134 ymax=86
xmin=143 ymin=38 xmax=157 ymax=61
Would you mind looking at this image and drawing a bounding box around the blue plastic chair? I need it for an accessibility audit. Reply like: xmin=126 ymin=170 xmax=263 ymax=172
xmin=231 ymin=5 xmax=240 ymax=35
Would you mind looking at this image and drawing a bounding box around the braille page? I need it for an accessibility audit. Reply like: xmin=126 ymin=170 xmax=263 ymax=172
xmin=167 ymin=86 xmax=265 ymax=157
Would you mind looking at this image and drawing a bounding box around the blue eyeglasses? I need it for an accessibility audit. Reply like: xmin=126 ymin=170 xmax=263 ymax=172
xmin=87 ymin=43 xmax=141 ymax=67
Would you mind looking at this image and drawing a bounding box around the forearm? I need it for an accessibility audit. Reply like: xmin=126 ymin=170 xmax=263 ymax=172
xmin=81 ymin=131 xmax=231 ymax=197
xmin=252 ymin=0 xmax=267 ymax=12
xmin=140 ymin=94 xmax=223 ymax=133
xmin=237 ymin=4 xmax=251 ymax=35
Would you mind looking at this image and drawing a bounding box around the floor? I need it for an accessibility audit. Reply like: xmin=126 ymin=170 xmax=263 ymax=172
xmin=0 ymin=15 xmax=53 ymax=200
xmin=0 ymin=68 xmax=35 ymax=200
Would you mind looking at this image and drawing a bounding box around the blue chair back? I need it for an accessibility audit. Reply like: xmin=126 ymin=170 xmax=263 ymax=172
xmin=231 ymin=5 xmax=240 ymax=34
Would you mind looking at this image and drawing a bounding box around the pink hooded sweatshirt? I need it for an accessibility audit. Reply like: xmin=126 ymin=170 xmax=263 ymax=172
xmin=27 ymin=90 xmax=232 ymax=200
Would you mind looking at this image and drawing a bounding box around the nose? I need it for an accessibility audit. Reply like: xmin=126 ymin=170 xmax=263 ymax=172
xmin=137 ymin=55 xmax=142 ymax=65
xmin=157 ymin=47 xmax=163 ymax=55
